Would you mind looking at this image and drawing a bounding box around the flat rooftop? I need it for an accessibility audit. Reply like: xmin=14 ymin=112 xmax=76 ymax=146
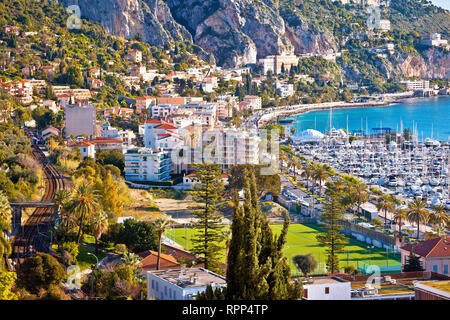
xmin=303 ymin=277 xmax=347 ymax=285
xmin=420 ymin=281 xmax=450 ymax=294
xmin=148 ymin=268 xmax=227 ymax=289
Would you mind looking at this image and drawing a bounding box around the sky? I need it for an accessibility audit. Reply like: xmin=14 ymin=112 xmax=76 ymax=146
xmin=430 ymin=0 xmax=450 ymax=11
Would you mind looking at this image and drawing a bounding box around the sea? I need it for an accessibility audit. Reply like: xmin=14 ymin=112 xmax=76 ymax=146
xmin=286 ymin=95 xmax=450 ymax=141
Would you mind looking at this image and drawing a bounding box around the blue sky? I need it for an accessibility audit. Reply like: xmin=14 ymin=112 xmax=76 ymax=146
xmin=430 ymin=0 xmax=450 ymax=11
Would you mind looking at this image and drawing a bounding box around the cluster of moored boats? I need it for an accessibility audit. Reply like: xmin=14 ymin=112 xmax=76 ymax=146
xmin=294 ymin=138 xmax=450 ymax=209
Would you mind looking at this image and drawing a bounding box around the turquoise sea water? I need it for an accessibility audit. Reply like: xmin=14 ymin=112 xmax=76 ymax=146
xmin=288 ymin=96 xmax=450 ymax=141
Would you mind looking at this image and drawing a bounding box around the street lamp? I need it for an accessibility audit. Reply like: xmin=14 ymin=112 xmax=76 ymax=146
xmin=87 ymin=252 xmax=98 ymax=299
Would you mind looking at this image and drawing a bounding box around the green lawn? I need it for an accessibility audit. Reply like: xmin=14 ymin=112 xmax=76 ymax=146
xmin=168 ymin=223 xmax=401 ymax=275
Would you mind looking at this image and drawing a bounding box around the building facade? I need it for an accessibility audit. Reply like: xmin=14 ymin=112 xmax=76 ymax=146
xmin=124 ymin=148 xmax=171 ymax=182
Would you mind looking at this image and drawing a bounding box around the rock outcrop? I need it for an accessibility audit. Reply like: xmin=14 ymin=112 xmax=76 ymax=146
xmin=61 ymin=0 xmax=191 ymax=46
xmin=397 ymin=49 xmax=450 ymax=79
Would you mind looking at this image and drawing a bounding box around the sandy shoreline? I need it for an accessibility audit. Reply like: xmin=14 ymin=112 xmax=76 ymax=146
xmin=258 ymin=93 xmax=449 ymax=128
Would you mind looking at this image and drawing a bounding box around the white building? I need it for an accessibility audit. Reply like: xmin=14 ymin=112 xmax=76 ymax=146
xmin=124 ymin=148 xmax=171 ymax=182
xmin=67 ymin=140 xmax=96 ymax=159
xmin=399 ymin=80 xmax=430 ymax=91
xmin=151 ymin=104 xmax=179 ymax=118
xmin=303 ymin=277 xmax=351 ymax=300
xmin=182 ymin=173 xmax=230 ymax=189
xmin=202 ymin=129 xmax=261 ymax=170
xmin=147 ymin=268 xmax=227 ymax=300
xmin=242 ymin=95 xmax=262 ymax=110
xmin=143 ymin=120 xmax=182 ymax=151
xmin=276 ymin=83 xmax=295 ymax=97
xmin=64 ymin=104 xmax=97 ymax=138
xmin=421 ymin=33 xmax=448 ymax=48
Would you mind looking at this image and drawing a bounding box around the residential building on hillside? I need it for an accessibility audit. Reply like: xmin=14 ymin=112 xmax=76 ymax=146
xmin=201 ymin=129 xmax=260 ymax=170
xmin=258 ymin=54 xmax=299 ymax=74
xmin=400 ymin=236 xmax=450 ymax=275
xmin=399 ymin=80 xmax=430 ymax=91
xmin=124 ymin=148 xmax=171 ymax=182
xmin=276 ymin=82 xmax=295 ymax=97
xmin=67 ymin=140 xmax=96 ymax=159
xmin=143 ymin=120 xmax=182 ymax=151
xmin=138 ymin=250 xmax=181 ymax=272
xmin=136 ymin=96 xmax=156 ymax=113
xmin=151 ymin=104 xmax=179 ymax=118
xmin=421 ymin=33 xmax=449 ymax=48
xmin=147 ymin=268 xmax=227 ymax=300
xmin=64 ymin=104 xmax=97 ymax=138
xmin=41 ymin=126 xmax=59 ymax=141
xmin=126 ymin=49 xmax=142 ymax=63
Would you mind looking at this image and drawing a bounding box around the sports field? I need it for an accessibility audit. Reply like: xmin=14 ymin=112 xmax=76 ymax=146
xmin=167 ymin=223 xmax=401 ymax=274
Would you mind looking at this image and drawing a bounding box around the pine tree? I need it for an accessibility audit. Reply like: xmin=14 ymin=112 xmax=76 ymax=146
xmin=403 ymin=250 xmax=424 ymax=272
xmin=226 ymin=172 xmax=302 ymax=300
xmin=191 ymin=163 xmax=225 ymax=273
xmin=316 ymin=185 xmax=348 ymax=274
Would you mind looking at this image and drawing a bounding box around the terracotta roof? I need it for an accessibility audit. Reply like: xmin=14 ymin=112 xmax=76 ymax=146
xmin=401 ymin=236 xmax=450 ymax=258
xmin=145 ymin=120 xmax=162 ymax=124
xmin=154 ymin=124 xmax=177 ymax=130
xmin=137 ymin=250 xmax=181 ymax=271
xmin=90 ymin=137 xmax=122 ymax=144
xmin=68 ymin=140 xmax=92 ymax=147
xmin=162 ymin=244 xmax=197 ymax=262
xmin=157 ymin=133 xmax=171 ymax=137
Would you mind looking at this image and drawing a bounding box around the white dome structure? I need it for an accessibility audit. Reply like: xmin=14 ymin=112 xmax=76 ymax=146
xmin=292 ymin=129 xmax=325 ymax=144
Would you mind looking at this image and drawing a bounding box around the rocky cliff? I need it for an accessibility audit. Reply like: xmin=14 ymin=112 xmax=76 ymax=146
xmin=60 ymin=0 xmax=340 ymax=67
xmin=61 ymin=0 xmax=192 ymax=46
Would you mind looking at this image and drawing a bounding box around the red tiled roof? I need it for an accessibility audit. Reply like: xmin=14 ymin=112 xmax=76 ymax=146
xmin=90 ymin=137 xmax=122 ymax=144
xmin=154 ymin=124 xmax=177 ymax=130
xmin=157 ymin=133 xmax=171 ymax=137
xmin=401 ymin=236 xmax=450 ymax=258
xmin=137 ymin=250 xmax=181 ymax=271
xmin=145 ymin=120 xmax=162 ymax=124
xmin=68 ymin=140 xmax=92 ymax=147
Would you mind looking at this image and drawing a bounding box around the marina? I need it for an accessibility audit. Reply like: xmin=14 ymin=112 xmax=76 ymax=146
xmin=284 ymin=96 xmax=450 ymax=211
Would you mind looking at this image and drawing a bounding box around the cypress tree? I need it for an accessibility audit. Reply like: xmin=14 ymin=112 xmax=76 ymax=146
xmin=191 ymin=163 xmax=225 ymax=274
xmin=226 ymin=172 xmax=302 ymax=300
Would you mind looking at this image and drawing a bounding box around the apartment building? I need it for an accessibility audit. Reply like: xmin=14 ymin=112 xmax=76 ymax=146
xmin=124 ymin=148 xmax=171 ymax=182
xmin=64 ymin=104 xmax=97 ymax=138
xmin=143 ymin=120 xmax=182 ymax=152
xmin=151 ymin=104 xmax=179 ymax=118
xmin=399 ymin=80 xmax=430 ymax=91
xmin=136 ymin=96 xmax=156 ymax=113
xmin=147 ymin=268 xmax=227 ymax=300
xmin=202 ymin=129 xmax=261 ymax=170
xmin=259 ymin=54 xmax=299 ymax=74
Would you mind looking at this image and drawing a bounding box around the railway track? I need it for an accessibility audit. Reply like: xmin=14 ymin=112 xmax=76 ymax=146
xmin=11 ymin=145 xmax=67 ymax=263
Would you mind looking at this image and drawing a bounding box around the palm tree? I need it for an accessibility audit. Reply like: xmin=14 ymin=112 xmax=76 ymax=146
xmin=69 ymin=181 xmax=99 ymax=244
xmin=90 ymin=210 xmax=109 ymax=256
xmin=407 ymin=198 xmax=429 ymax=241
xmin=154 ymin=217 xmax=170 ymax=270
xmin=394 ymin=208 xmax=408 ymax=243
xmin=301 ymin=162 xmax=315 ymax=190
xmin=0 ymin=191 xmax=12 ymax=270
xmin=376 ymin=196 xmax=394 ymax=228
xmin=353 ymin=181 xmax=369 ymax=217
xmin=313 ymin=164 xmax=329 ymax=197
xmin=428 ymin=204 xmax=449 ymax=237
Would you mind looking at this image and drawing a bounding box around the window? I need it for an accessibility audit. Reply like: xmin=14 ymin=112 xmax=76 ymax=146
xmin=156 ymin=282 xmax=159 ymax=292
xmin=304 ymin=289 xmax=308 ymax=299
xmin=151 ymin=280 xmax=154 ymax=289
xmin=165 ymin=286 xmax=167 ymax=295
xmin=432 ymin=265 xmax=438 ymax=273
xmin=444 ymin=264 xmax=449 ymax=275
xmin=325 ymin=287 xmax=330 ymax=294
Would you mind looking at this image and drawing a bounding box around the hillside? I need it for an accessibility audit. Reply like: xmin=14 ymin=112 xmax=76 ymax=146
xmin=60 ymin=0 xmax=450 ymax=68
